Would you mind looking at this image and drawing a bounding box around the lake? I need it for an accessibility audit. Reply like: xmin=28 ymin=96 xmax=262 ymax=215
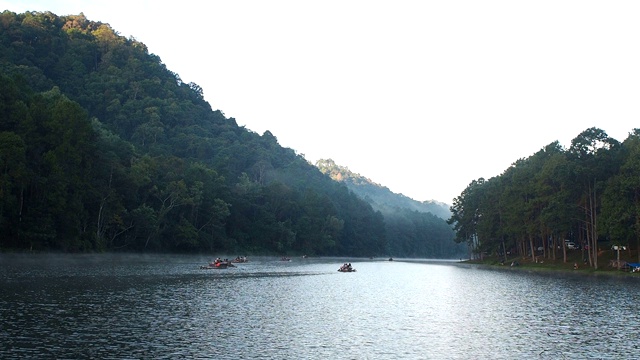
xmin=1 ymin=254 xmax=639 ymax=359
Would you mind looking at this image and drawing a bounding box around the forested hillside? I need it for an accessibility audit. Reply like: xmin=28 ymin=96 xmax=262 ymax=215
xmin=449 ymin=127 xmax=640 ymax=268
xmin=316 ymin=159 xmax=451 ymax=219
xmin=317 ymin=159 xmax=463 ymax=258
xmin=0 ymin=11 xmax=461 ymax=258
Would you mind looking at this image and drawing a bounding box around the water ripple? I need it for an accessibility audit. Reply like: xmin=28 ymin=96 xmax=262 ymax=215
xmin=1 ymin=255 xmax=640 ymax=359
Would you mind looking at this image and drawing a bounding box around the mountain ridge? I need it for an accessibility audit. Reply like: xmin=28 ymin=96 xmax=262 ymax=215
xmin=316 ymin=159 xmax=451 ymax=220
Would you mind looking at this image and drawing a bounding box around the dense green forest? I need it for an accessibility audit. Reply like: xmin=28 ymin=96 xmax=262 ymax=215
xmin=448 ymin=127 xmax=640 ymax=268
xmin=0 ymin=10 xmax=463 ymax=258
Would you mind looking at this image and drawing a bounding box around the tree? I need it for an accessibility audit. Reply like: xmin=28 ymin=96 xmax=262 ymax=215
xmin=0 ymin=131 xmax=27 ymax=246
xmin=601 ymin=129 xmax=640 ymax=262
xmin=448 ymin=178 xmax=485 ymax=258
xmin=567 ymin=128 xmax=620 ymax=269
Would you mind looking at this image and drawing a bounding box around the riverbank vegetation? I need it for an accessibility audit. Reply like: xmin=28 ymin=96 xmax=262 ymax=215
xmin=449 ymin=127 xmax=640 ymax=270
xmin=466 ymin=247 xmax=640 ymax=276
xmin=0 ymin=11 xmax=462 ymax=258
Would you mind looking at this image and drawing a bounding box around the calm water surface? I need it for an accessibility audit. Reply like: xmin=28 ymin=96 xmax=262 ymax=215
xmin=1 ymin=254 xmax=639 ymax=359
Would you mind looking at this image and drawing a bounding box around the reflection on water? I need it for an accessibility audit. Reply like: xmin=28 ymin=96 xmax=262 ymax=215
xmin=1 ymin=254 xmax=640 ymax=359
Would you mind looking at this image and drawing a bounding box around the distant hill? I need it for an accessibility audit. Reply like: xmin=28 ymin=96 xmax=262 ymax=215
xmin=317 ymin=159 xmax=463 ymax=258
xmin=316 ymin=159 xmax=451 ymax=219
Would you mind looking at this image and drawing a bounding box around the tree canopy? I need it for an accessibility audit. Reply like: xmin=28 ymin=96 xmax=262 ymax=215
xmin=448 ymin=128 xmax=640 ymax=267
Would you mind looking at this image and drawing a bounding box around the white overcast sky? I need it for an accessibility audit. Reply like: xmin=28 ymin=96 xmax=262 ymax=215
xmin=3 ymin=1 xmax=640 ymax=204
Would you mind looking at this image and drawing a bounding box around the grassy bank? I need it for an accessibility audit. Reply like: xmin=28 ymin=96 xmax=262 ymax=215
xmin=465 ymin=248 xmax=640 ymax=277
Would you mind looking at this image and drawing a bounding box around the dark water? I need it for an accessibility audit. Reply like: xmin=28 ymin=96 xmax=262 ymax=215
xmin=1 ymin=254 xmax=639 ymax=359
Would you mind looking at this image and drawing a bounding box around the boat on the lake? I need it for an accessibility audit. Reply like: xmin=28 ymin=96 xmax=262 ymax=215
xmin=200 ymin=264 xmax=227 ymax=269
xmin=231 ymin=256 xmax=248 ymax=263
xmin=338 ymin=263 xmax=356 ymax=272
xmin=201 ymin=258 xmax=235 ymax=269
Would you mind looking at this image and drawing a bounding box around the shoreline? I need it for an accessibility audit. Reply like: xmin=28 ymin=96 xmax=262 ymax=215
xmin=455 ymin=258 xmax=640 ymax=279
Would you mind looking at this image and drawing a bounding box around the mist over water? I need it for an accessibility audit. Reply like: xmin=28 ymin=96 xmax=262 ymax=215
xmin=2 ymin=254 xmax=639 ymax=359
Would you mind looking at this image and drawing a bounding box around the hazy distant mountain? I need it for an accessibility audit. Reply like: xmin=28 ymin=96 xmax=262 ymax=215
xmin=316 ymin=159 xmax=451 ymax=219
